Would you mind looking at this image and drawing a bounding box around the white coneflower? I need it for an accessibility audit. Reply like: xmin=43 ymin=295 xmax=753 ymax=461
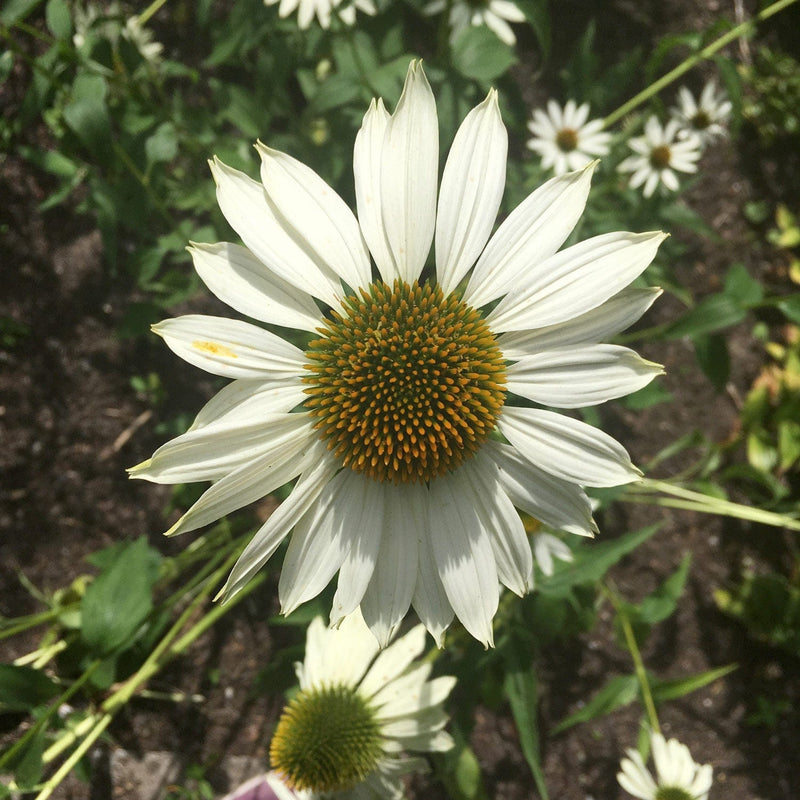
xmin=672 ymin=82 xmax=732 ymax=146
xmin=617 ymin=732 xmax=713 ymax=800
xmin=526 ymin=100 xmax=612 ymax=176
xmin=264 ymin=0 xmax=375 ymax=29
xmin=132 ymin=61 xmax=665 ymax=648
xmin=618 ymin=116 xmax=702 ymax=197
xmin=423 ymin=0 xmax=526 ymax=46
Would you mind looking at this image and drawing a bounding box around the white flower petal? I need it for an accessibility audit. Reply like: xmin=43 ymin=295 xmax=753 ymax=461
xmin=210 ymin=157 xmax=342 ymax=306
xmin=464 ymin=164 xmax=595 ymax=308
xmin=618 ymin=750 xmax=657 ymax=799
xmin=354 ymin=98 xmax=398 ymax=283
xmin=376 ymin=674 xmax=457 ymax=720
xmin=488 ymin=231 xmax=666 ymax=332
xmin=411 ymin=520 xmax=454 ymax=648
xmin=153 ymin=315 xmax=305 ymax=379
xmin=498 ymin=287 xmax=662 ymax=357
xmin=380 ymin=61 xmax=438 ymax=282
xmin=486 ymin=440 xmax=596 ymax=537
xmin=188 ymin=242 xmax=321 ymax=332
xmin=506 ymin=344 xmax=663 ymax=408
xmin=359 ymin=624 xmax=427 ymax=700
xmin=256 ymin=143 xmax=372 ymax=290
xmin=436 ymin=89 xmax=507 ymax=295
xmin=498 ymin=406 xmax=641 ymax=487
xmin=428 ymin=472 xmax=498 ymax=647
xmin=217 ymin=442 xmax=338 ymax=603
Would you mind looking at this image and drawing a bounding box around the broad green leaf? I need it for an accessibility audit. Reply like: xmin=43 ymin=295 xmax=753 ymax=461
xmin=694 ymin=333 xmax=730 ymax=391
xmin=651 ymin=663 xmax=737 ymax=702
xmin=62 ymin=74 xmax=112 ymax=164
xmin=724 ymin=263 xmax=763 ymax=305
xmin=0 ymin=665 xmax=60 ymax=713
xmin=777 ymin=295 xmax=800 ymax=324
xmin=145 ymin=122 xmax=178 ymax=166
xmin=636 ymin=554 xmax=691 ymax=625
xmin=623 ymin=382 xmax=673 ymax=410
xmin=778 ymin=420 xmax=800 ymax=471
xmin=663 ymin=293 xmax=746 ymax=340
xmin=13 ymin=723 xmax=46 ymax=789
xmin=81 ymin=538 xmax=159 ymax=656
xmin=0 ymin=0 xmax=44 ymax=24
xmin=552 ymin=675 xmax=638 ymax=734
xmin=437 ymin=726 xmax=488 ymax=800
xmin=45 ymin=0 xmax=70 ymax=39
xmin=452 ymin=26 xmax=517 ymax=82
xmin=539 ymin=525 xmax=661 ymax=598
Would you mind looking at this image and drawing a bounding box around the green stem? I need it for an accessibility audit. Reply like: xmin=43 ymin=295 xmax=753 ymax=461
xmin=0 ymin=606 xmax=75 ymax=641
xmin=602 ymin=584 xmax=661 ymax=734
xmin=137 ymin=0 xmax=170 ymax=26
xmin=603 ymin=0 xmax=800 ymax=128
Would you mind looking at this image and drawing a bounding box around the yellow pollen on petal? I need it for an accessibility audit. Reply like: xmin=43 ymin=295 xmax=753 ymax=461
xmin=303 ymin=280 xmax=507 ymax=484
xmin=192 ymin=340 xmax=238 ymax=358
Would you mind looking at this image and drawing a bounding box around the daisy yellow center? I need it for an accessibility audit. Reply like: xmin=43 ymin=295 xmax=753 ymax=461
xmin=556 ymin=127 xmax=579 ymax=152
xmin=650 ymin=145 xmax=672 ymax=169
xmin=270 ymin=684 xmax=383 ymax=793
xmin=655 ymin=788 xmax=694 ymax=800
xmin=303 ymin=279 xmax=506 ymax=484
xmin=691 ymin=110 xmax=711 ymax=130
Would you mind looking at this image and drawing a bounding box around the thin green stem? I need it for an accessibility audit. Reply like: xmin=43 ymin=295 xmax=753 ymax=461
xmin=602 ymin=584 xmax=661 ymax=734
xmin=137 ymin=0 xmax=170 ymax=26
xmin=0 ymin=606 xmax=75 ymax=641
xmin=603 ymin=0 xmax=800 ymax=128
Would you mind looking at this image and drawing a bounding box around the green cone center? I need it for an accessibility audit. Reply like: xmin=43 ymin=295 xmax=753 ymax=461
xmin=691 ymin=110 xmax=711 ymax=130
xmin=655 ymin=787 xmax=695 ymax=800
xmin=650 ymin=144 xmax=672 ymax=169
xmin=303 ymin=280 xmax=507 ymax=484
xmin=270 ymin=684 xmax=383 ymax=793
xmin=556 ymin=127 xmax=579 ymax=152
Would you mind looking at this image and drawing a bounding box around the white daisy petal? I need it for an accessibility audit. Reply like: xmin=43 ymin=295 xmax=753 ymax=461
xmin=256 ymin=143 xmax=372 ymax=290
xmin=506 ymin=344 xmax=663 ymax=408
xmin=464 ymin=164 xmax=595 ymax=308
xmin=436 ymin=89 xmax=507 ymax=295
xmin=487 ymin=231 xmax=666 ymax=332
xmin=152 ymin=315 xmax=305 ymax=379
xmin=209 ymin=158 xmax=342 ymax=305
xmin=412 ymin=524 xmax=454 ymax=648
xmin=428 ymin=472 xmax=498 ymax=647
xmin=498 ymin=406 xmax=641 ymax=487
xmin=359 ymin=624 xmax=427 ymax=700
xmin=380 ymin=61 xmax=438 ymax=282
xmin=188 ymin=241 xmax=321 ymax=332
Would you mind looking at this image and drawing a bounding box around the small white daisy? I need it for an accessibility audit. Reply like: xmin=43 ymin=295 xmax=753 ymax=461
xmin=526 ymin=100 xmax=612 ymax=176
xmin=132 ymin=61 xmax=665 ymax=648
xmin=264 ymin=0 xmax=375 ymax=29
xmin=617 ymin=732 xmax=713 ymax=800
xmin=618 ymin=116 xmax=702 ymax=198
xmin=424 ymin=0 xmax=526 ymax=46
xmin=672 ymin=82 xmax=732 ymax=146
xmin=267 ymin=610 xmax=455 ymax=799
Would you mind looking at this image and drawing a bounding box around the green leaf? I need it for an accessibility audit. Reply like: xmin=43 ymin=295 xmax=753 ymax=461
xmin=651 ymin=663 xmax=737 ymax=702
xmin=777 ymin=295 xmax=800 ymax=324
xmin=539 ymin=525 xmax=661 ymax=598
xmin=452 ymin=26 xmax=517 ymax=82
xmin=81 ymin=538 xmax=159 ymax=656
xmin=552 ymin=675 xmax=638 ymax=734
xmin=145 ymin=122 xmax=178 ymax=166
xmin=724 ymin=263 xmax=763 ymax=305
xmin=437 ymin=728 xmax=488 ymax=800
xmin=13 ymin=723 xmax=46 ymax=789
xmin=0 ymin=665 xmax=60 ymax=713
xmin=518 ymin=0 xmax=551 ymax=62
xmin=694 ymin=333 xmax=730 ymax=391
xmin=0 ymin=0 xmax=44 ymax=24
xmin=663 ymin=293 xmax=746 ymax=340
xmin=501 ymin=643 xmax=549 ymax=799
xmin=45 ymin=0 xmax=71 ymax=39
xmin=623 ymin=381 xmax=673 ymax=410
xmin=636 ymin=554 xmax=691 ymax=625
xmin=62 ymin=74 xmax=112 ymax=165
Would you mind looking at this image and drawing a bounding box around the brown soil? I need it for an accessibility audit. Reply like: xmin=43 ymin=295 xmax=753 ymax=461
xmin=2 ymin=2 xmax=799 ymax=799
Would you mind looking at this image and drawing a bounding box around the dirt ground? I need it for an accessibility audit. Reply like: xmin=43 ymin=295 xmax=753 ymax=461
xmin=2 ymin=1 xmax=799 ymax=799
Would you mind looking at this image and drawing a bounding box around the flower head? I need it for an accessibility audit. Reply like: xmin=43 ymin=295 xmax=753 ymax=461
xmin=526 ymin=100 xmax=611 ymax=175
xmin=265 ymin=0 xmax=375 ymax=29
xmin=672 ymin=82 xmax=731 ymax=145
xmin=617 ymin=732 xmax=713 ymax=800
xmin=618 ymin=116 xmax=702 ymax=198
xmin=269 ymin=610 xmax=454 ymax=798
xmin=423 ymin=0 xmax=526 ymax=46
xmin=132 ymin=61 xmax=665 ymax=648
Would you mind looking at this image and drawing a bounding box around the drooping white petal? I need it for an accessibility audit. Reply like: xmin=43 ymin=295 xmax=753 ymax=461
xmin=428 ymin=472 xmax=498 ymax=647
xmin=217 ymin=442 xmax=339 ymax=603
xmin=165 ymin=421 xmax=316 ymax=536
xmin=329 ymin=475 xmax=386 ymax=626
xmin=354 ymin=98 xmax=398 ymax=283
xmin=498 ymin=287 xmax=662 ymax=358
xmin=360 ymin=483 xmax=419 ymax=646
xmin=358 ymin=624 xmax=427 ymax=700
xmin=256 ymin=143 xmax=372 ymax=290
xmin=461 ymin=456 xmax=532 ymax=596
xmin=464 ymin=164 xmax=595 ymax=308
xmin=485 ymin=440 xmax=596 ymax=537
xmin=188 ymin=242 xmax=321 ymax=332
xmin=435 ymin=89 xmax=507 ymax=295
xmin=152 ymin=315 xmax=305 ymax=380
xmin=506 ymin=344 xmax=664 ymax=408
xmin=376 ymin=674 xmax=457 ymax=721
xmin=209 ymin=157 xmax=342 ymax=306
xmin=380 ymin=61 xmax=438 ymax=282
xmin=498 ymin=406 xmax=642 ymax=487
xmin=487 ymin=231 xmax=667 ymax=332
xmin=279 ymin=468 xmax=357 ymax=615
xmin=617 ymin=750 xmax=658 ymax=799
xmin=130 ymin=411 xmax=313 ymax=485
